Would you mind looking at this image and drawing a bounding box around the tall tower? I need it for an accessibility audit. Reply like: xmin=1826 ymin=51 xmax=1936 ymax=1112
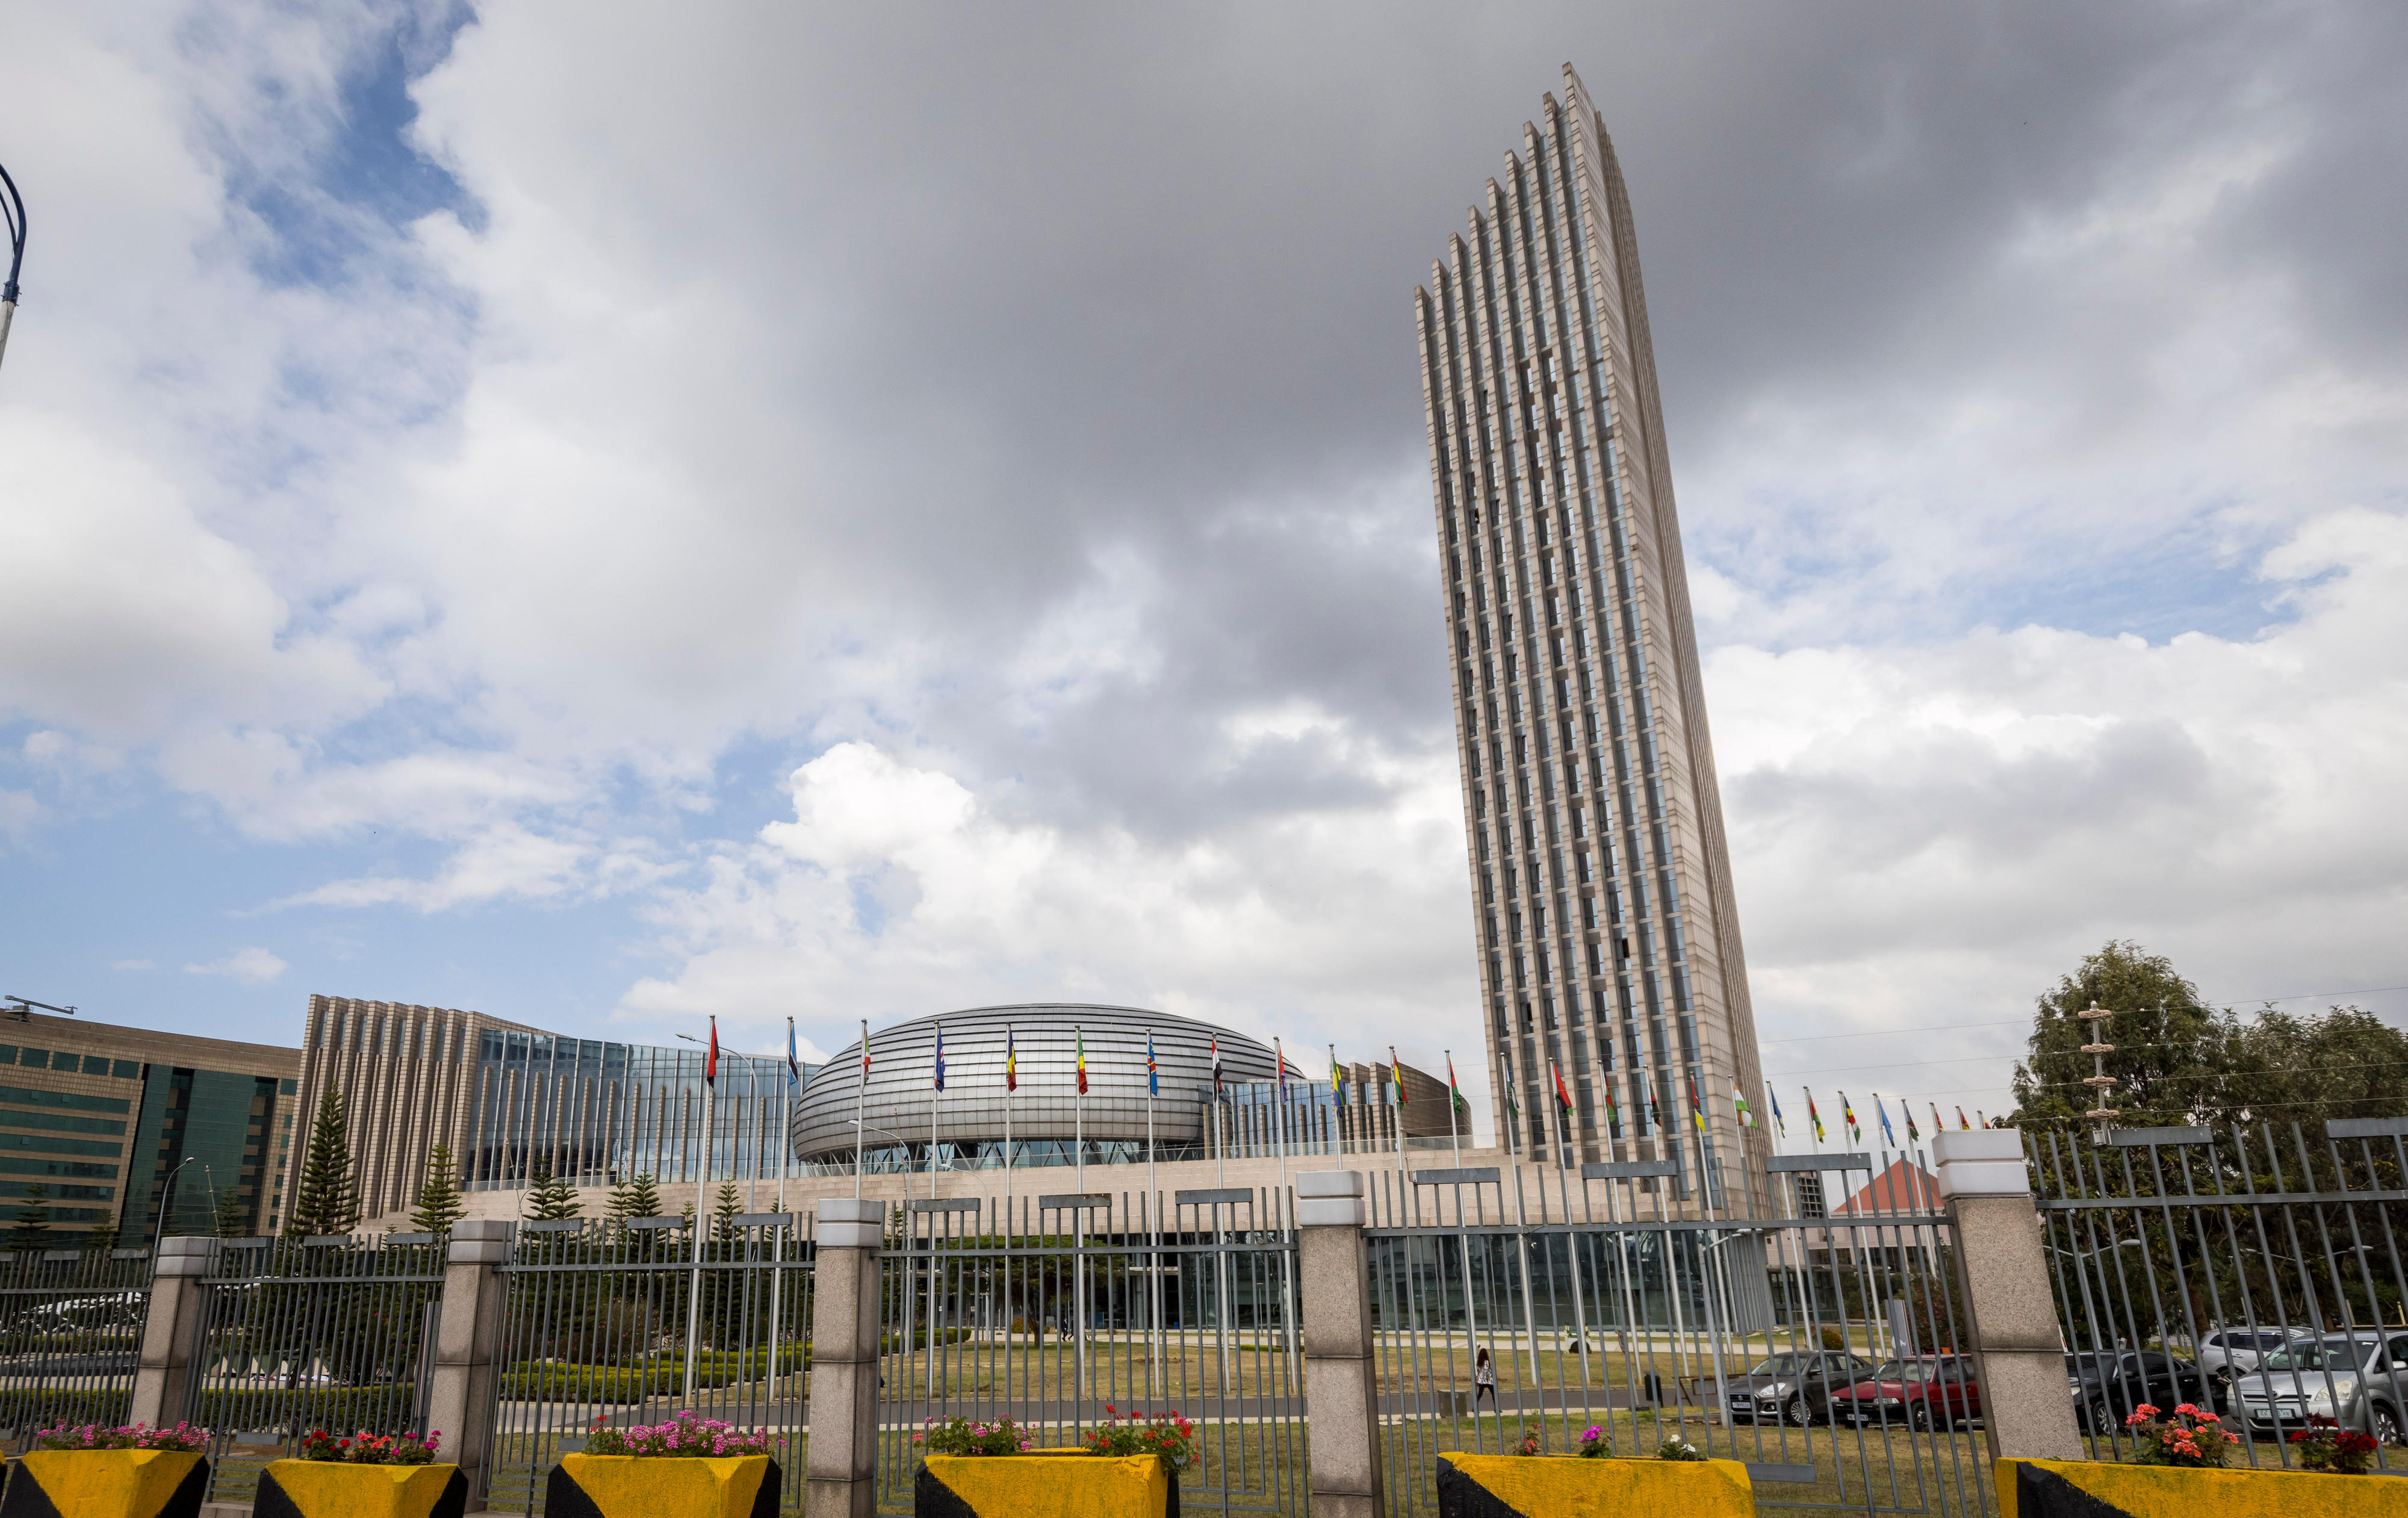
xmin=1415 ymin=65 xmax=1769 ymax=1208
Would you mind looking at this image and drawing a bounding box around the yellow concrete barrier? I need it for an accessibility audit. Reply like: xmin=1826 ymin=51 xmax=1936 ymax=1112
xmin=1435 ymin=1452 xmax=1754 ymax=1518
xmin=250 ymin=1460 xmax=465 ymax=1518
xmin=2 ymin=1449 xmax=207 ymax=1518
xmin=1997 ymin=1457 xmax=2408 ymax=1518
xmin=542 ymin=1452 xmax=778 ymax=1518
xmin=917 ymin=1450 xmax=1174 ymax=1517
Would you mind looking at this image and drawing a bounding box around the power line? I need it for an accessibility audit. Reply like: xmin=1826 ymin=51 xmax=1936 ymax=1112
xmin=1758 ymin=984 xmax=2408 ymax=1051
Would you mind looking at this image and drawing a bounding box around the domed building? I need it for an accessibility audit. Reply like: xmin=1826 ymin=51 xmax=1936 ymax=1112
xmin=792 ymin=1003 xmax=1285 ymax=1173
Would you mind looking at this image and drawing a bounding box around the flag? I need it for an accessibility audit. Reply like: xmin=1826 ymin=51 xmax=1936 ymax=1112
xmin=1551 ymin=1060 xmax=1574 ymax=1112
xmin=786 ymin=1017 xmax=801 ymax=1089
xmin=1956 ymin=1106 xmax=1970 ymax=1131
xmin=1931 ymin=1103 xmax=1946 ymax=1140
xmin=1840 ymin=1091 xmax=1860 ymax=1143
xmin=1448 ymin=1055 xmax=1468 ymax=1112
xmin=1687 ymin=1073 xmax=1706 ymax=1133
xmin=1076 ymin=1027 xmax=1088 ymax=1095
xmin=1643 ymin=1079 xmax=1661 ymax=1133
xmin=1976 ymin=1108 xmax=1988 ymax=1129
xmin=1146 ymin=1032 xmax=1159 ymax=1098
xmin=1807 ymin=1089 xmax=1826 ymax=1144
xmin=1503 ymin=1067 xmax=1521 ymax=1123
xmin=1768 ymin=1083 xmax=1787 ymax=1139
xmin=1601 ymin=1073 xmax=1619 ymax=1129
xmin=1733 ymin=1082 xmax=1754 ymax=1129
xmin=1391 ymin=1047 xmax=1409 ymax=1106
xmin=860 ymin=1024 xmax=872 ymax=1083
xmin=1005 ymin=1028 xmax=1017 ymax=1092
xmin=932 ymin=1024 xmax=945 ymax=1092
xmin=1905 ymin=1104 xmax=1922 ymax=1144
xmin=706 ymin=1016 xmax=719 ymax=1088
xmin=1875 ymin=1093 xmax=1894 ymax=1147
xmin=1330 ymin=1046 xmax=1345 ymax=1099
xmin=1274 ymin=1037 xmax=1288 ymax=1101
xmin=1211 ymin=1036 xmax=1223 ymax=1095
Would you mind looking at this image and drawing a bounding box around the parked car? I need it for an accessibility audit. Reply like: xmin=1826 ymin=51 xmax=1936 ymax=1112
xmin=1828 ymin=1354 xmax=1982 ymax=1431
xmin=1724 ymin=1351 xmax=1880 ymax=1426
xmin=2065 ymin=1350 xmax=2217 ymax=1431
xmin=2233 ymin=1333 xmax=2408 ymax=1445
xmin=2197 ymin=1328 xmax=2300 ymax=1383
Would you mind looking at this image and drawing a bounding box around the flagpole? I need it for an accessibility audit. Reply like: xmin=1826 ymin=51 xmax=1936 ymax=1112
xmin=1075 ymin=1024 xmax=1087 ymax=1399
xmin=684 ymin=1018 xmax=715 ymax=1401
xmin=925 ymin=1023 xmax=942 ymax=1402
xmin=855 ymin=1018 xmax=869 ymax=1201
xmin=1147 ymin=1029 xmax=1160 ymax=1399
xmin=769 ymin=1017 xmax=796 ymax=1418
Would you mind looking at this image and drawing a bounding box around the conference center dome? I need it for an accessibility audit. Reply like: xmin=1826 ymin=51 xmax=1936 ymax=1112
xmin=790 ymin=1003 xmax=1282 ymax=1173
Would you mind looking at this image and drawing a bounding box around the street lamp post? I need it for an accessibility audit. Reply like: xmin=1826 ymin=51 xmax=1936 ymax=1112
xmin=151 ymin=1156 xmax=198 ymax=1254
xmin=0 ymin=159 xmax=23 ymax=374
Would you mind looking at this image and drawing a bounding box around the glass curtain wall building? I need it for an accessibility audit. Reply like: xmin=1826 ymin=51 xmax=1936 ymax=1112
xmin=291 ymin=996 xmax=822 ymax=1228
xmin=1414 ymin=65 xmax=1770 ymax=1207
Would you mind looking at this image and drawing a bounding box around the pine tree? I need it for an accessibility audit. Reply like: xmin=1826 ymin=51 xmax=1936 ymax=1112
xmin=213 ymin=1185 xmax=250 ymax=1238
xmin=712 ymin=1180 xmax=743 ymax=1239
xmin=285 ymin=1089 xmax=359 ymax=1238
xmin=10 ymin=1183 xmax=52 ymax=1251
xmin=411 ymin=1143 xmax=468 ymax=1233
xmin=81 ymin=1215 xmax=119 ymax=1254
xmin=607 ymin=1173 xmax=662 ymax=1224
xmin=523 ymin=1152 xmax=582 ymax=1222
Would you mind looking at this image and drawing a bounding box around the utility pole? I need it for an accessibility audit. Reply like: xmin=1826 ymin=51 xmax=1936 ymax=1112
xmin=2079 ymin=1003 xmax=2120 ymax=1143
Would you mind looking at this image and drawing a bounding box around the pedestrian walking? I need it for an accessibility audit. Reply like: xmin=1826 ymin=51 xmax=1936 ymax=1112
xmin=1474 ymin=1345 xmax=1498 ymax=1407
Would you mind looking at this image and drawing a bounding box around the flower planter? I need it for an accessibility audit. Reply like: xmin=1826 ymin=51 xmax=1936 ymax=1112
xmin=1435 ymin=1452 xmax=1753 ymax=1518
xmin=916 ymin=1450 xmax=1178 ymax=1518
xmin=0 ymin=1449 xmax=208 ymax=1518
xmin=544 ymin=1452 xmax=779 ymax=1518
xmin=252 ymin=1460 xmax=467 ymax=1518
xmin=1997 ymin=1457 xmax=2408 ymax=1518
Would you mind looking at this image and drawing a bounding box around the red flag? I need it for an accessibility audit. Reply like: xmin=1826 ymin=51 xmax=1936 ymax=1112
xmin=706 ymin=1017 xmax=719 ymax=1087
xmin=1551 ymin=1060 xmax=1574 ymax=1112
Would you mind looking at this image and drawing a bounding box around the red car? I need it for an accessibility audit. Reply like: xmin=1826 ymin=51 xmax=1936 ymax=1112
xmin=1828 ymin=1354 xmax=1983 ymax=1431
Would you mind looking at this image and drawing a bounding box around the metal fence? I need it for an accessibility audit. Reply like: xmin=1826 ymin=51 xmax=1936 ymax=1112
xmin=877 ymin=1186 xmax=1306 ymax=1517
xmin=486 ymin=1212 xmax=815 ymax=1514
xmin=0 ymin=1247 xmax=152 ymax=1440
xmin=182 ymin=1232 xmax=448 ymax=1504
xmin=2031 ymin=1117 xmax=2408 ymax=1470
xmin=1366 ymin=1156 xmax=1995 ymax=1518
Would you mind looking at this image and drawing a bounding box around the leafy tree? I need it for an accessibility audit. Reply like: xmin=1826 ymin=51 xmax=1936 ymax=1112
xmin=9 ymin=1184 xmax=52 ymax=1251
xmin=2008 ymin=940 xmax=2408 ymax=1130
xmin=213 ymin=1183 xmax=250 ymax=1238
xmin=523 ymin=1152 xmax=582 ymax=1222
xmin=412 ymin=1142 xmax=468 ymax=1233
xmin=285 ymin=1089 xmax=360 ymax=1238
xmin=2008 ymin=941 xmax=2223 ymax=1129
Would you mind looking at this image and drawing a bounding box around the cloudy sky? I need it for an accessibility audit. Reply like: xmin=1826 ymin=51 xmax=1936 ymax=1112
xmin=3 ymin=2 xmax=2403 ymax=1143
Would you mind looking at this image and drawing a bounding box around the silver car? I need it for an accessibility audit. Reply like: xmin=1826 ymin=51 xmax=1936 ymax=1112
xmin=1722 ymin=1351 xmax=1878 ymax=1426
xmin=2232 ymin=1332 xmax=2408 ymax=1443
xmin=2197 ymin=1327 xmax=2298 ymax=1380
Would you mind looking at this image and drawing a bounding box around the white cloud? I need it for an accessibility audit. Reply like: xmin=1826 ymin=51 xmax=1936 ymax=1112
xmin=182 ymin=947 xmax=289 ymax=987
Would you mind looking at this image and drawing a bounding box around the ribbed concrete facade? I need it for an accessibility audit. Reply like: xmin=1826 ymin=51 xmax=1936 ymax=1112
xmin=282 ymin=996 xmax=530 ymax=1228
xmin=1414 ymin=65 xmax=1770 ymax=1207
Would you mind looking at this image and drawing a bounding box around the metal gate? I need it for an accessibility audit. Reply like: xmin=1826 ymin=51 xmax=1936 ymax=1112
xmin=183 ymin=1233 xmax=448 ymax=1505
xmin=1367 ymin=1159 xmax=1994 ymax=1518
xmin=2032 ymin=1118 xmax=2408 ymax=1470
xmin=487 ymin=1212 xmax=814 ymax=1514
xmin=877 ymin=1185 xmax=1306 ymax=1517
xmin=0 ymin=1247 xmax=152 ymax=1439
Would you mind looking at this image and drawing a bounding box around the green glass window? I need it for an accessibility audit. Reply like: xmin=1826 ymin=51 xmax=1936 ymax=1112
xmin=81 ymin=1056 xmax=109 ymax=1076
xmin=278 ymin=1079 xmax=296 ymax=1095
xmin=112 ymin=1061 xmax=140 ymax=1080
xmin=0 ymin=1085 xmax=132 ymax=1115
xmin=0 ymin=1047 xmax=15 ymax=1064
xmin=16 ymin=1050 xmax=47 ymax=1070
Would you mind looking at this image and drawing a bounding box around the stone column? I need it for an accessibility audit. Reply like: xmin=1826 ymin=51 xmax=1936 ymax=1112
xmin=1934 ymin=1129 xmax=2081 ymax=1462
xmin=423 ymin=1219 xmax=513 ymax=1505
xmin=806 ymin=1199 xmax=885 ymax=1518
xmin=129 ymin=1236 xmax=215 ymax=1427
xmin=1297 ymin=1170 xmax=1382 ymax=1518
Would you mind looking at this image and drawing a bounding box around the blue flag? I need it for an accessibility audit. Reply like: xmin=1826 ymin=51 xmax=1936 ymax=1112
xmin=1767 ymin=1082 xmax=1786 ymax=1139
xmin=933 ymin=1025 xmax=945 ymax=1092
xmin=1146 ymin=1032 xmax=1159 ymax=1097
xmin=1875 ymin=1093 xmax=1896 ymax=1148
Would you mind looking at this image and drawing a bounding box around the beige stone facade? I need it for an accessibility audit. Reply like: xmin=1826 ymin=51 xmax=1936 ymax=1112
xmin=1413 ymin=64 xmax=1771 ymax=1209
